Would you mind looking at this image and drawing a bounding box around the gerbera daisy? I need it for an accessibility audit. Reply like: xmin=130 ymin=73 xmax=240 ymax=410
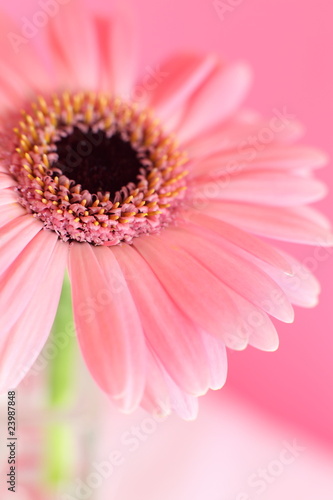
xmin=0 ymin=1 xmax=331 ymax=419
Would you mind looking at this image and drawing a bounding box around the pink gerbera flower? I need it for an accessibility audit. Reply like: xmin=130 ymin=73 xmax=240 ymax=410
xmin=0 ymin=1 xmax=332 ymax=419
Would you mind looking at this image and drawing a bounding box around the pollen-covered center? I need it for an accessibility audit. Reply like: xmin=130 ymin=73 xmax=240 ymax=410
xmin=10 ymin=92 xmax=189 ymax=245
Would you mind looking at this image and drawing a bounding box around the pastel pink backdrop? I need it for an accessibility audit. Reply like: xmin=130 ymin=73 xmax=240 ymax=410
xmin=3 ymin=0 xmax=332 ymax=446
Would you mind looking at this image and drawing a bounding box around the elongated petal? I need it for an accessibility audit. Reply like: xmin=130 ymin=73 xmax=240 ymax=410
xmin=113 ymin=243 xmax=211 ymax=396
xmin=0 ymin=215 xmax=42 ymax=275
xmin=69 ymin=244 xmax=146 ymax=412
xmin=165 ymin=226 xmax=294 ymax=323
xmin=141 ymin=351 xmax=172 ymax=418
xmin=134 ymin=232 xmax=242 ymax=340
xmin=165 ymin=373 xmax=199 ymax=421
xmin=200 ymin=201 xmax=333 ymax=246
xmin=176 ymin=62 xmax=252 ymax=144
xmin=0 ymin=11 xmax=52 ymax=104
xmin=0 ymin=230 xmax=58 ymax=333
xmin=192 ymin=110 xmax=304 ymax=150
xmin=0 ymin=240 xmax=67 ymax=392
xmin=0 ymin=173 xmax=16 ymax=189
xmin=94 ymin=7 xmax=138 ymax=96
xmin=191 ymin=146 xmax=328 ymax=177
xmin=0 ymin=203 xmax=25 ymax=228
xmin=0 ymin=189 xmax=18 ymax=206
xmin=200 ymin=332 xmax=228 ymax=389
xmin=222 ymin=292 xmax=280 ymax=352
xmin=256 ymin=251 xmax=322 ymax=308
xmin=192 ymin=171 xmax=326 ymax=206
xmin=142 ymin=355 xmax=199 ymax=421
xmin=46 ymin=0 xmax=100 ymax=90
xmin=183 ymin=211 xmax=292 ymax=274
xmin=147 ymin=53 xmax=218 ymax=121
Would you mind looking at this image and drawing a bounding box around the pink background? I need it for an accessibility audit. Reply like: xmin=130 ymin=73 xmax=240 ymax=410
xmin=4 ymin=0 xmax=333 ymax=447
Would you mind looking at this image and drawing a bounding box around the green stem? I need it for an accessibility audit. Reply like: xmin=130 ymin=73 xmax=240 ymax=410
xmin=48 ymin=273 xmax=76 ymax=408
xmin=43 ymin=273 xmax=78 ymax=488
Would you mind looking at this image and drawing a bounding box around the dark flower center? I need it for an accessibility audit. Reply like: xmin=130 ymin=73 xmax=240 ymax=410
xmin=53 ymin=127 xmax=144 ymax=196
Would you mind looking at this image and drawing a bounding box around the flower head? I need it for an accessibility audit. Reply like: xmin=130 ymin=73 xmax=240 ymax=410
xmin=0 ymin=0 xmax=332 ymax=419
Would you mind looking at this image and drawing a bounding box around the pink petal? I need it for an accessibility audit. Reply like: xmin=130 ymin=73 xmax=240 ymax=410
xmin=142 ymin=355 xmax=199 ymax=420
xmin=0 ymin=189 xmax=18 ymax=206
xmin=186 ymin=212 xmax=325 ymax=310
xmin=165 ymin=226 xmax=294 ymax=323
xmin=183 ymin=211 xmax=292 ymax=274
xmin=227 ymin=293 xmax=280 ymax=352
xmin=94 ymin=7 xmax=138 ymax=96
xmin=46 ymin=0 xmax=100 ymax=90
xmin=192 ymin=171 xmax=327 ymax=206
xmin=165 ymin=373 xmax=199 ymax=421
xmin=134 ymin=232 xmax=242 ymax=341
xmin=256 ymin=251 xmax=322 ymax=308
xmin=185 ymin=112 xmax=305 ymax=158
xmin=0 ymin=59 xmax=31 ymax=106
xmin=191 ymin=146 xmax=328 ymax=179
xmin=176 ymin=62 xmax=252 ymax=144
xmin=249 ymin=319 xmax=279 ymax=351
xmin=0 ymin=215 xmax=42 ymax=275
xmin=200 ymin=201 xmax=333 ymax=246
xmin=0 ymin=240 xmax=67 ymax=392
xmin=113 ymin=243 xmax=211 ymax=396
xmin=0 ymin=202 xmax=25 ymax=228
xmin=0 ymin=84 xmax=14 ymax=111
xmin=200 ymin=332 xmax=228 ymax=389
xmin=296 ymin=205 xmax=332 ymax=230
xmin=241 ymin=145 xmax=328 ymax=170
xmin=0 ymin=230 xmax=59 ymax=334
xmin=69 ymin=244 xmax=146 ymax=412
xmin=0 ymin=159 xmax=9 ymax=173
xmin=146 ymin=53 xmax=218 ymax=121
xmin=0 ymin=173 xmax=16 ymax=189
xmin=0 ymin=11 xmax=52 ymax=102
xmin=141 ymin=351 xmax=172 ymax=418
